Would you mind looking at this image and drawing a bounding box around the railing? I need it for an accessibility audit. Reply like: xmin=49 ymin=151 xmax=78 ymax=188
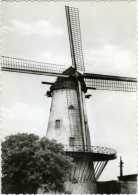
xmin=64 ymin=145 xmax=116 ymax=156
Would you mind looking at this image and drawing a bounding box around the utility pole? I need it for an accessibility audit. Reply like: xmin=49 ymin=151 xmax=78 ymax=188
xmin=120 ymin=156 xmax=124 ymax=177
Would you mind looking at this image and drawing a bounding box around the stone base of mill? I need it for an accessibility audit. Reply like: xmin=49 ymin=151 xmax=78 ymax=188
xmin=65 ymin=181 xmax=97 ymax=194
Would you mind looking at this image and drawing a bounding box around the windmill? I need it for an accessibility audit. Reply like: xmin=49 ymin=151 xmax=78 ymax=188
xmin=1 ymin=5 xmax=137 ymax=194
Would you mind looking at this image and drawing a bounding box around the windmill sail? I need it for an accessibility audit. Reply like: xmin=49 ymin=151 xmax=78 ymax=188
xmin=1 ymin=56 xmax=67 ymax=78
xmin=84 ymin=73 xmax=137 ymax=92
xmin=65 ymin=6 xmax=85 ymax=73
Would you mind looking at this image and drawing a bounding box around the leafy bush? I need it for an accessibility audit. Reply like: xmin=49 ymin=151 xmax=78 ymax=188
xmin=2 ymin=133 xmax=73 ymax=193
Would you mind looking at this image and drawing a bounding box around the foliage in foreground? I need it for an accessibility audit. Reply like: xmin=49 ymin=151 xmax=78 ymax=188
xmin=2 ymin=133 xmax=73 ymax=193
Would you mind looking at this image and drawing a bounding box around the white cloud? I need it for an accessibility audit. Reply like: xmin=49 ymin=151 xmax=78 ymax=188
xmin=1 ymin=25 xmax=11 ymax=33
xmin=2 ymin=102 xmax=35 ymax=120
xmin=1 ymin=102 xmax=50 ymax=139
xmin=4 ymin=19 xmax=64 ymax=38
xmin=85 ymin=44 xmax=136 ymax=76
xmin=38 ymin=51 xmax=70 ymax=66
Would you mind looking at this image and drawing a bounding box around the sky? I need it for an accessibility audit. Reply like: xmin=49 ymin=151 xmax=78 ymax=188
xmin=1 ymin=1 xmax=137 ymax=181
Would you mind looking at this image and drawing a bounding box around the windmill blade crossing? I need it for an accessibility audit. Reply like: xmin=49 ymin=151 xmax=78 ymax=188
xmin=1 ymin=56 xmax=68 ymax=78
xmin=84 ymin=73 xmax=137 ymax=92
xmin=65 ymin=6 xmax=85 ymax=73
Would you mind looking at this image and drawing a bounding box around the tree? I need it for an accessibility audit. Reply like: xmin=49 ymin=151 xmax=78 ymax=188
xmin=2 ymin=133 xmax=73 ymax=194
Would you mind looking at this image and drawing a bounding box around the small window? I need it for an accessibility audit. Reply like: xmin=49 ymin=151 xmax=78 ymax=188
xmin=69 ymin=137 xmax=75 ymax=146
xmin=68 ymin=105 xmax=75 ymax=110
xmin=55 ymin=119 xmax=61 ymax=128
